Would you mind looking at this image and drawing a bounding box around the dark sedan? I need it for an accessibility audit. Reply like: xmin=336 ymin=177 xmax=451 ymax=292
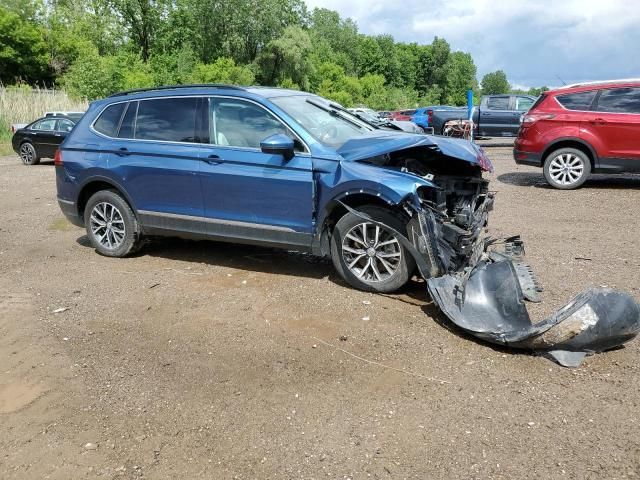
xmin=12 ymin=114 xmax=83 ymax=165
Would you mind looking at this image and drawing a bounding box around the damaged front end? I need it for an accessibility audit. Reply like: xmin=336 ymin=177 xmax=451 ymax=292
xmin=406 ymin=166 xmax=639 ymax=367
xmin=342 ymin=138 xmax=640 ymax=367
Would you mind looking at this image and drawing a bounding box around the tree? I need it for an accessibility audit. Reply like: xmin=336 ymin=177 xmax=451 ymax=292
xmin=0 ymin=7 xmax=49 ymax=84
xmin=108 ymin=0 xmax=167 ymax=61
xmin=481 ymin=70 xmax=511 ymax=95
xmin=255 ymin=25 xmax=312 ymax=88
xmin=443 ymin=51 xmax=477 ymax=105
xmin=191 ymin=57 xmax=254 ymax=85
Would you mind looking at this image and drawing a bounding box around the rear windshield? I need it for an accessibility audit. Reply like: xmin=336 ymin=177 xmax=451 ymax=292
xmin=556 ymin=91 xmax=597 ymax=111
xmin=529 ymin=94 xmax=546 ymax=111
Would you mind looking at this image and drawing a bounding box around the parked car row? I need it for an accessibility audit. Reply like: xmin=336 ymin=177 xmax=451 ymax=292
xmin=12 ymin=80 xmax=640 ymax=191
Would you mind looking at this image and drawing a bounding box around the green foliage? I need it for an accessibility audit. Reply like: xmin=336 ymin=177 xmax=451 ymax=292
xmin=5 ymin=0 xmax=498 ymax=110
xmin=191 ymin=57 xmax=255 ymax=85
xmin=255 ymin=25 xmax=312 ymax=88
xmin=0 ymin=6 xmax=49 ymax=84
xmin=481 ymin=70 xmax=511 ymax=95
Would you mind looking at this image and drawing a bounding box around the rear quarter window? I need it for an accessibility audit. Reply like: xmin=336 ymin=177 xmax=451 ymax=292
xmin=93 ymin=103 xmax=126 ymax=137
xmin=487 ymin=97 xmax=510 ymax=110
xmin=556 ymin=91 xmax=597 ymax=111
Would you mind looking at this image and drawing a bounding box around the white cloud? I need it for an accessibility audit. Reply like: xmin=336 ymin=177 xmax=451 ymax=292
xmin=304 ymin=0 xmax=640 ymax=87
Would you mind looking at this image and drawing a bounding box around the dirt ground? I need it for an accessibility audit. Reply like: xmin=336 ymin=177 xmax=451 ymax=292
xmin=1 ymin=148 xmax=639 ymax=480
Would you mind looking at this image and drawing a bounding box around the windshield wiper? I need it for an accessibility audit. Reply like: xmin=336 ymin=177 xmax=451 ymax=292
xmin=305 ymin=98 xmax=371 ymax=130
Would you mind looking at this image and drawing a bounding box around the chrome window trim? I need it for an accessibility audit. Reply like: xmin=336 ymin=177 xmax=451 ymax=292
xmin=554 ymin=88 xmax=640 ymax=116
xmin=89 ymin=94 xmax=312 ymax=155
xmin=591 ymin=87 xmax=640 ymax=115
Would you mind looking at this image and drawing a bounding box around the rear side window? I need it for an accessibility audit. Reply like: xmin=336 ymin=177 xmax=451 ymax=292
xmin=595 ymin=87 xmax=640 ymax=114
xmin=515 ymin=97 xmax=534 ymax=111
xmin=487 ymin=96 xmax=510 ymax=110
xmin=556 ymin=91 xmax=596 ymax=111
xmin=135 ymin=98 xmax=198 ymax=142
xmin=57 ymin=119 xmax=74 ymax=132
xmin=32 ymin=118 xmax=57 ymax=130
xmin=94 ymin=103 xmax=126 ymax=137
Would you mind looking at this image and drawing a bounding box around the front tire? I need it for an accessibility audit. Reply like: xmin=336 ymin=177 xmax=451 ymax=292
xmin=543 ymin=148 xmax=591 ymax=189
xmin=84 ymin=190 xmax=142 ymax=257
xmin=331 ymin=206 xmax=414 ymax=293
xmin=19 ymin=142 xmax=39 ymax=165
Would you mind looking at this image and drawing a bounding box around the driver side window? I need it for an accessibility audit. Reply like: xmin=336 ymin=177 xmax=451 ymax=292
xmin=209 ymin=98 xmax=303 ymax=151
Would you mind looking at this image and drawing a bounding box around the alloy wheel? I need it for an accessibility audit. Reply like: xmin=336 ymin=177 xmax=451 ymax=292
xmin=90 ymin=202 xmax=126 ymax=250
xmin=341 ymin=222 xmax=402 ymax=283
xmin=19 ymin=143 xmax=35 ymax=164
xmin=549 ymin=153 xmax=585 ymax=186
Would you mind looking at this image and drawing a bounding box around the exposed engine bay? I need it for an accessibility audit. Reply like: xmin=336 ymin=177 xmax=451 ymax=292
xmin=349 ymin=145 xmax=640 ymax=367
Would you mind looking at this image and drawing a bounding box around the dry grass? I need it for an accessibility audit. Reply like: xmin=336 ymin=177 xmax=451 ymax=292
xmin=0 ymin=86 xmax=87 ymax=154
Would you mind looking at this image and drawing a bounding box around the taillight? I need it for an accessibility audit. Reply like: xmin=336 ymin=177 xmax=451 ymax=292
xmin=521 ymin=113 xmax=555 ymax=127
xmin=427 ymin=109 xmax=433 ymax=125
xmin=54 ymin=149 xmax=63 ymax=166
xmin=11 ymin=126 xmax=15 ymax=134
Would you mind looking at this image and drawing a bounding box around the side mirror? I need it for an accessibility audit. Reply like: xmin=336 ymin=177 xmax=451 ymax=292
xmin=260 ymin=133 xmax=295 ymax=160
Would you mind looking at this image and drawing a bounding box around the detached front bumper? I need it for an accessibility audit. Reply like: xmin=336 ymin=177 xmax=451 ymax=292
xmin=408 ymin=201 xmax=639 ymax=367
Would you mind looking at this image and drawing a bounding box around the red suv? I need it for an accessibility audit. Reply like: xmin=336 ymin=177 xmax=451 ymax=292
xmin=514 ymin=79 xmax=640 ymax=189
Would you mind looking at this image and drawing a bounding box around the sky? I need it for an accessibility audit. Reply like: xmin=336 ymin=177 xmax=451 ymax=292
xmin=304 ymin=0 xmax=640 ymax=89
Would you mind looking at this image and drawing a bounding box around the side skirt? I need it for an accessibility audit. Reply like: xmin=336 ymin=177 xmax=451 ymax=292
xmin=138 ymin=210 xmax=313 ymax=252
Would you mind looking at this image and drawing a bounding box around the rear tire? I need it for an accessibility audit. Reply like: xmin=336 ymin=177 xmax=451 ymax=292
xmin=19 ymin=142 xmax=39 ymax=165
xmin=543 ymin=148 xmax=591 ymax=190
xmin=84 ymin=190 xmax=142 ymax=257
xmin=331 ymin=206 xmax=414 ymax=293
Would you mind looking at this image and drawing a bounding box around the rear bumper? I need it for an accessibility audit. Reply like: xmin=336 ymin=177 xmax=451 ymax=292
xmin=513 ymin=149 xmax=542 ymax=167
xmin=57 ymin=197 xmax=84 ymax=227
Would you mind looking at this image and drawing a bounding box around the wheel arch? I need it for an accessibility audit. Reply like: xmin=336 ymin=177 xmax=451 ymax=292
xmin=314 ymin=191 xmax=409 ymax=257
xmin=542 ymin=138 xmax=597 ymax=169
xmin=76 ymin=177 xmax=136 ymax=220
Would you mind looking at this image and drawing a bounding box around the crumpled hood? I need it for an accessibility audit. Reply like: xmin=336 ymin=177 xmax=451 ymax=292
xmin=336 ymin=131 xmax=485 ymax=167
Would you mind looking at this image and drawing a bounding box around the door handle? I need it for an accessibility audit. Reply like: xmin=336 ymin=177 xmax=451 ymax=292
xmin=202 ymin=154 xmax=223 ymax=165
xmin=116 ymin=147 xmax=130 ymax=156
xmin=589 ymin=118 xmax=607 ymax=125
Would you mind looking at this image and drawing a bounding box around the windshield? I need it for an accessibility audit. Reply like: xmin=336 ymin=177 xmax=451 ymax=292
xmin=270 ymin=95 xmax=374 ymax=148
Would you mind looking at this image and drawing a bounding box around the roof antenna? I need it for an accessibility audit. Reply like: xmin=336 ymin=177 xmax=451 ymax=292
xmin=556 ymin=75 xmax=567 ymax=86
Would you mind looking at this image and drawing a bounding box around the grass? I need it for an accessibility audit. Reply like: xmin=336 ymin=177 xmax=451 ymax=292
xmin=0 ymin=86 xmax=87 ymax=155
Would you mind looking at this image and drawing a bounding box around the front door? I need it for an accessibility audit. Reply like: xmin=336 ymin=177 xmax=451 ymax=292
xmin=198 ymin=96 xmax=314 ymax=248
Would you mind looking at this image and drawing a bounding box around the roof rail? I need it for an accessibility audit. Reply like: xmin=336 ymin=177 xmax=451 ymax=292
xmin=107 ymin=84 xmax=246 ymax=98
xmin=557 ymin=78 xmax=640 ymax=90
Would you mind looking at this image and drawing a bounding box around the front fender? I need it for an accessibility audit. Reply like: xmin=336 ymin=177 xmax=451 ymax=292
xmin=316 ymin=161 xmax=435 ymax=225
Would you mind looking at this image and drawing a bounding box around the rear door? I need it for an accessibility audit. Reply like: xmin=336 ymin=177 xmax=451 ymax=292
xmin=95 ymin=97 xmax=205 ymax=225
xmin=198 ymin=96 xmax=314 ymax=247
xmin=478 ymin=96 xmax=513 ymax=136
xmin=584 ymin=87 xmax=640 ymax=168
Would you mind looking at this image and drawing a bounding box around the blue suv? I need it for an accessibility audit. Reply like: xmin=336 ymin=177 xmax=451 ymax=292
xmin=56 ymin=85 xmax=494 ymax=293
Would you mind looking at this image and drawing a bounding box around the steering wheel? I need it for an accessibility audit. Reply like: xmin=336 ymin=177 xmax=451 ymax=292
xmin=319 ymin=124 xmax=338 ymax=143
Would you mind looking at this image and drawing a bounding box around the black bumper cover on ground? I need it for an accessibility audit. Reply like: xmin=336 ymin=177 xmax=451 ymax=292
xmin=427 ymin=259 xmax=640 ymax=367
